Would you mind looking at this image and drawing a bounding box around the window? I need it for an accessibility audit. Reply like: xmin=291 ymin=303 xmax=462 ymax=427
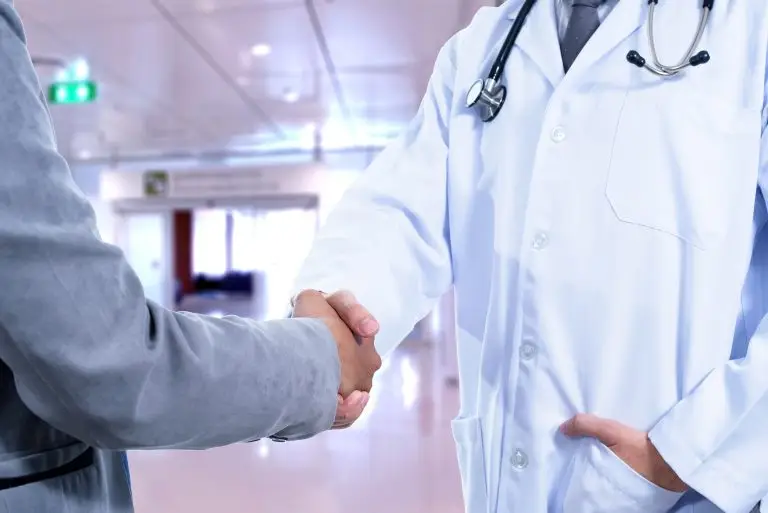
xmin=247 ymin=209 xmax=316 ymax=317
xmin=192 ymin=209 xmax=227 ymax=276
xmin=231 ymin=210 xmax=260 ymax=272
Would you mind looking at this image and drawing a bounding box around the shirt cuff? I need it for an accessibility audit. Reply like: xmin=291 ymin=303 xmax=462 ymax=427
xmin=650 ymin=422 xmax=751 ymax=512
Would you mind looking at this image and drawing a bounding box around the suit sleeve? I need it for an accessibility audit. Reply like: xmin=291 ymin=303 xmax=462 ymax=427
xmin=647 ymin=77 xmax=768 ymax=512
xmin=0 ymin=1 xmax=339 ymax=450
xmin=291 ymin=36 xmax=459 ymax=358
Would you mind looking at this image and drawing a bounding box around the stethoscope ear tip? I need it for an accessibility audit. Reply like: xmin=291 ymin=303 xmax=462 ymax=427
xmin=689 ymin=50 xmax=710 ymax=66
xmin=626 ymin=50 xmax=646 ymax=68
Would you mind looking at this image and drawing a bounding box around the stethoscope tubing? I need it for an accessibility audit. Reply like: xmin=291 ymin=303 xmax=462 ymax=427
xmin=470 ymin=0 xmax=714 ymax=120
xmin=488 ymin=0 xmax=538 ymax=83
xmin=642 ymin=0 xmax=711 ymax=76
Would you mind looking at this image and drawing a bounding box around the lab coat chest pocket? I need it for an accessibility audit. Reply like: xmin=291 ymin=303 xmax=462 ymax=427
xmin=560 ymin=440 xmax=684 ymax=513
xmin=451 ymin=416 xmax=489 ymax=513
xmin=605 ymin=90 xmax=761 ymax=249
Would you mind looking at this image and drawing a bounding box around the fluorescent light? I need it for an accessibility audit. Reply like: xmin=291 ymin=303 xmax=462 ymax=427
xmin=250 ymin=44 xmax=271 ymax=57
xmin=71 ymin=58 xmax=90 ymax=81
xmin=283 ymin=89 xmax=300 ymax=103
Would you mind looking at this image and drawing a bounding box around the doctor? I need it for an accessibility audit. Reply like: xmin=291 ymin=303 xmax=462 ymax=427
xmin=294 ymin=0 xmax=768 ymax=512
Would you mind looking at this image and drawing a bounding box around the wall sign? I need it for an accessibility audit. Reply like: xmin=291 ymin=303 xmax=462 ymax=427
xmin=143 ymin=170 xmax=169 ymax=197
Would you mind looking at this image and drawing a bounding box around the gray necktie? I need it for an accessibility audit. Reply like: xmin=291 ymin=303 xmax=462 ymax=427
xmin=560 ymin=0 xmax=605 ymax=72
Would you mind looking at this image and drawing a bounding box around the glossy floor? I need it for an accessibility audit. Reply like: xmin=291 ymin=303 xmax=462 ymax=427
xmin=128 ymin=294 xmax=464 ymax=513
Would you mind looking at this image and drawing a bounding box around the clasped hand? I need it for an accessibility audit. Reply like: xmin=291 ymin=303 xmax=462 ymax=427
xmin=292 ymin=289 xmax=382 ymax=429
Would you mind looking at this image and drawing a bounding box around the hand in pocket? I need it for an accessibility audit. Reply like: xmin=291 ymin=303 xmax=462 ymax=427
xmin=561 ymin=414 xmax=687 ymax=493
xmin=560 ymin=440 xmax=686 ymax=513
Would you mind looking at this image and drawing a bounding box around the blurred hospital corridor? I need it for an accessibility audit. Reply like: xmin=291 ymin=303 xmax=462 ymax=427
xmin=127 ymin=334 xmax=464 ymax=513
xmin=108 ymin=199 xmax=468 ymax=512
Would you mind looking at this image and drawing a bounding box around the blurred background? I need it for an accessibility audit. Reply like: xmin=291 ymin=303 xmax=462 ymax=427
xmin=15 ymin=1 xmax=498 ymax=511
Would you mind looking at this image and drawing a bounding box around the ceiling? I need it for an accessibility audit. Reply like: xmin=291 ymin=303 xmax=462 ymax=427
xmin=17 ymin=0 xmax=494 ymax=165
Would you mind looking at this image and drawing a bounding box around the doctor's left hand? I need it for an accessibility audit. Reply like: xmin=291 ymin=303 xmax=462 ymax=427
xmin=561 ymin=414 xmax=688 ymax=493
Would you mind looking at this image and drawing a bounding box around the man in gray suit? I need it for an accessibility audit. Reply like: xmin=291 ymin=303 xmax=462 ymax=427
xmin=0 ymin=2 xmax=380 ymax=511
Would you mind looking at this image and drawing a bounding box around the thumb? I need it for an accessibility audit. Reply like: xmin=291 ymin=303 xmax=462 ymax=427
xmin=325 ymin=290 xmax=379 ymax=338
xmin=560 ymin=414 xmax=625 ymax=447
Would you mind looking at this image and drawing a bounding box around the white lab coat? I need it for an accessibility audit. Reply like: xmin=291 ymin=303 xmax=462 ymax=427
xmin=294 ymin=1 xmax=768 ymax=512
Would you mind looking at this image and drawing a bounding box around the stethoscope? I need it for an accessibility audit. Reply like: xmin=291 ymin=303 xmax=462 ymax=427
xmin=466 ymin=0 xmax=714 ymax=122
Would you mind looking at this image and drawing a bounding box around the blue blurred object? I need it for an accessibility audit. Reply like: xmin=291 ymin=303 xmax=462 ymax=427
xmin=120 ymin=451 xmax=131 ymax=490
xmin=174 ymin=279 xmax=183 ymax=304
xmin=193 ymin=272 xmax=253 ymax=294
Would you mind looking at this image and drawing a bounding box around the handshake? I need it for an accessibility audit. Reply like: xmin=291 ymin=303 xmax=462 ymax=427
xmin=292 ymin=289 xmax=382 ymax=429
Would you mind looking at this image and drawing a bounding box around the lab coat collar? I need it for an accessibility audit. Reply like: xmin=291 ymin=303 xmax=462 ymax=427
xmin=504 ymin=0 xmax=645 ymax=85
xmin=504 ymin=0 xmax=563 ymax=86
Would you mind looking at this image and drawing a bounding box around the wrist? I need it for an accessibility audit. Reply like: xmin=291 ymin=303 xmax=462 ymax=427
xmin=648 ymin=436 xmax=688 ymax=492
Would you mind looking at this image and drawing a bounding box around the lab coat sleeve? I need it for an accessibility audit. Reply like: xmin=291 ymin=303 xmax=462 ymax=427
xmin=291 ymin=38 xmax=457 ymax=358
xmin=647 ymin=101 xmax=768 ymax=511
xmin=0 ymin=2 xmax=339 ymax=450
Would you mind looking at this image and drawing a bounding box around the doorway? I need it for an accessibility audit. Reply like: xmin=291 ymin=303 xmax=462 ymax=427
xmin=114 ymin=210 xmax=174 ymax=308
xmin=182 ymin=207 xmax=318 ymax=319
xmin=109 ymin=195 xmax=319 ymax=318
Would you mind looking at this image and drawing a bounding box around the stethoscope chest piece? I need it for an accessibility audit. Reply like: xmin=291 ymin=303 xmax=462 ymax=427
xmin=466 ymin=78 xmax=507 ymax=123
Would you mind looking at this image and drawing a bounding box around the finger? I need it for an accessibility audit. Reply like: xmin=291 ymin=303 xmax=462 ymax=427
xmin=292 ymin=289 xmax=333 ymax=318
xmin=334 ymin=400 xmax=365 ymax=429
xmin=333 ymin=409 xmax=358 ymax=429
xmin=560 ymin=414 xmax=626 ymax=446
xmin=333 ymin=394 xmax=350 ymax=428
xmin=336 ymin=392 xmax=368 ymax=420
xmin=332 ymin=392 xmax=369 ymax=429
xmin=368 ymin=350 xmax=383 ymax=372
xmin=325 ymin=290 xmax=379 ymax=337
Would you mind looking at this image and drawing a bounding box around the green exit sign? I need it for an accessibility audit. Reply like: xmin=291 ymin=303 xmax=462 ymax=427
xmin=47 ymin=81 xmax=98 ymax=105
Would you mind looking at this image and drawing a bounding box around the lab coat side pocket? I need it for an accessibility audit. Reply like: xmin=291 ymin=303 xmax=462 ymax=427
xmin=451 ymin=416 xmax=489 ymax=513
xmin=561 ymin=440 xmax=684 ymax=513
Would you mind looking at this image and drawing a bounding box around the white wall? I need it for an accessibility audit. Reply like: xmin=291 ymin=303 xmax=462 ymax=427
xmin=86 ymin=168 xmax=359 ymax=233
xmin=89 ymin=197 xmax=117 ymax=245
xmin=70 ymin=148 xmax=372 ymax=237
xmin=316 ymin=169 xmax=358 ymax=223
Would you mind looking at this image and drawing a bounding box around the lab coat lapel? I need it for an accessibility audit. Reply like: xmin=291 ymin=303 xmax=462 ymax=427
xmin=563 ymin=0 xmax=645 ymax=78
xmin=505 ymin=0 xmax=563 ymax=87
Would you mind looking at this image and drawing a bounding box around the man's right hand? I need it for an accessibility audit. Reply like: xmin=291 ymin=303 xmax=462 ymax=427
xmin=292 ymin=289 xmax=382 ymax=398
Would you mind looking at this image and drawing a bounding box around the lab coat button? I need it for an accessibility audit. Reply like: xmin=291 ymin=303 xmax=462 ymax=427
xmin=511 ymin=449 xmax=529 ymax=470
xmin=551 ymin=126 xmax=566 ymax=142
xmin=532 ymin=232 xmax=549 ymax=250
xmin=520 ymin=343 xmax=537 ymax=360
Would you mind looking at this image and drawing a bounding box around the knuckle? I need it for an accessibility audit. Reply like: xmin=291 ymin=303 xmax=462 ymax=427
xmin=571 ymin=415 xmax=589 ymax=431
xmin=328 ymin=290 xmax=358 ymax=311
xmin=347 ymin=305 xmax=367 ymax=322
xmin=295 ymin=289 xmax=321 ymax=304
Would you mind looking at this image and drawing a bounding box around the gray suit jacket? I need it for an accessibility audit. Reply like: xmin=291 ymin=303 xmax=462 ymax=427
xmin=0 ymin=2 xmax=340 ymax=511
